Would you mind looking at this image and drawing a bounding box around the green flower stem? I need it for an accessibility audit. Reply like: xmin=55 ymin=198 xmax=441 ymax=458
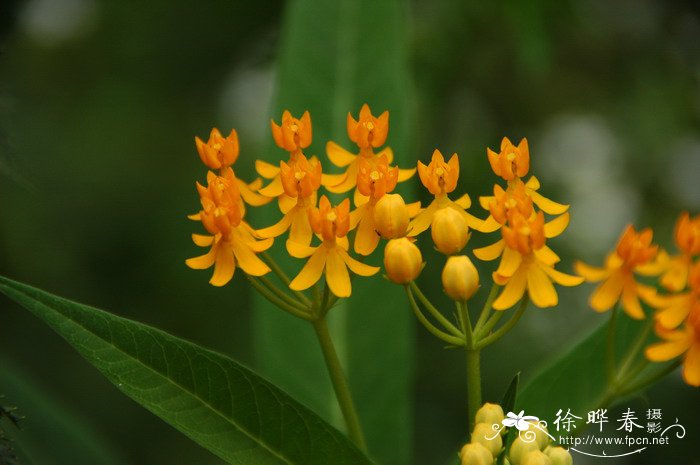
xmin=410 ymin=281 xmax=463 ymax=337
xmin=457 ymin=300 xmax=481 ymax=437
xmin=616 ymin=359 xmax=681 ymax=397
xmin=475 ymin=295 xmax=528 ymax=350
xmin=474 ymin=309 xmax=504 ymax=340
xmin=246 ymin=276 xmax=311 ymax=320
xmin=312 ymin=317 xmax=367 ymax=452
xmin=473 ymin=283 xmax=501 ymax=335
xmin=616 ymin=315 xmax=654 ymax=380
xmin=261 ymin=252 xmax=311 ymax=306
xmin=257 ymin=275 xmax=309 ymax=312
xmin=405 ymin=285 xmax=465 ymax=346
xmin=606 ymin=305 xmax=619 ymax=384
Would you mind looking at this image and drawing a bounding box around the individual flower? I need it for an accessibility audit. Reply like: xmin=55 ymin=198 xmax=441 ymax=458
xmin=442 ymin=255 xmax=479 ymax=301
xmin=322 ymin=104 xmax=415 ymax=194
xmin=408 ymin=149 xmax=487 ymax=236
xmin=384 ymin=237 xmax=423 ymax=284
xmin=195 ymin=128 xmax=271 ymax=207
xmin=478 ymin=210 xmax=583 ymax=310
xmin=288 ymin=196 xmax=379 ymax=298
xmin=575 ymin=225 xmax=665 ymax=319
xmin=646 ymin=307 xmax=700 ymax=386
xmin=657 ymin=212 xmax=700 ymax=292
xmin=186 ymin=170 xmax=272 ymax=286
xmin=257 ymin=154 xmax=322 ymax=252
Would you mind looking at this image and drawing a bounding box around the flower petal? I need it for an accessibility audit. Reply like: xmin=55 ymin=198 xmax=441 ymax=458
xmin=287 ymin=240 xmax=318 ymax=258
xmin=326 ymin=249 xmax=351 ymax=297
xmin=186 ymin=244 xmax=218 ymax=269
xmin=325 ymin=163 xmax=359 ymax=194
xmin=258 ymin=176 xmax=285 ymax=197
xmin=589 ymin=270 xmax=625 ymax=312
xmin=543 ymin=212 xmax=570 ymax=238
xmin=398 ymin=167 xmax=416 ymax=182
xmin=354 ymin=212 xmax=380 ymax=256
xmin=290 ymin=248 xmax=327 ymax=290
xmin=534 ymin=245 xmax=560 ymax=266
xmin=454 ymin=193 xmax=472 ymax=209
xmin=339 ymin=248 xmax=380 ymax=276
xmin=621 ymin=279 xmax=645 ymax=320
xmin=645 ymin=335 xmax=691 ymax=362
xmin=474 ymin=239 xmax=505 ymax=262
xmin=231 ymin=240 xmax=270 ymax=277
xmin=682 ymin=344 xmax=700 ymax=387
xmin=255 ymin=160 xmax=280 ymax=179
xmin=574 ymin=261 xmax=610 ymax=282
xmin=495 ymin=247 xmax=522 ymax=278
xmin=408 ymin=199 xmax=438 ymax=236
xmin=493 ymin=267 xmax=528 ymax=310
xmin=237 ymin=178 xmax=273 ymax=206
xmin=289 ymin=208 xmax=313 ymax=247
xmin=326 ymin=141 xmax=356 ymax=167
xmin=541 ymin=265 xmax=584 ymax=287
xmin=192 ymin=234 xmax=214 ymax=247
xmin=210 ymin=242 xmax=235 ymax=286
xmin=528 ymin=189 xmax=569 ymax=215
xmin=527 ymin=263 xmax=558 ymax=308
xmin=257 ymin=213 xmax=292 ymax=238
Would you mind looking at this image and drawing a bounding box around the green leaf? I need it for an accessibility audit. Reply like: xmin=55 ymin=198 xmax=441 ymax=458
xmin=0 ymin=356 xmax=126 ymax=465
xmin=0 ymin=275 xmax=373 ymax=465
xmin=254 ymin=0 xmax=414 ymax=464
xmin=516 ymin=313 xmax=645 ymax=424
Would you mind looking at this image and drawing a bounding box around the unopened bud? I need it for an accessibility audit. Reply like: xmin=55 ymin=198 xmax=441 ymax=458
xmin=475 ymin=403 xmax=505 ymax=427
xmin=544 ymin=447 xmax=572 ymax=465
xmin=374 ymin=193 xmax=409 ymax=239
xmin=471 ymin=423 xmax=502 ymax=457
xmin=431 ymin=207 xmax=469 ymax=254
xmin=442 ymin=255 xmax=479 ymax=301
xmin=459 ymin=443 xmax=494 ymax=465
xmin=521 ymin=450 xmax=552 ymax=465
xmin=384 ymin=238 xmax=422 ymax=284
xmin=508 ymin=436 xmax=539 ymax=465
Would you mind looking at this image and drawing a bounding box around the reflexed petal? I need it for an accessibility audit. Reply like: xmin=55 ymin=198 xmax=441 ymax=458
xmin=339 ymin=248 xmax=380 ymax=276
xmin=337 ymin=236 xmax=350 ymax=251
xmin=645 ymin=336 xmax=691 ymax=361
xmin=325 ymin=163 xmax=359 ymax=193
xmin=479 ymin=196 xmax=495 ymax=210
xmin=589 ymin=270 xmax=625 ymax=312
xmin=354 ymin=212 xmax=380 ymax=256
xmin=655 ymin=295 xmax=691 ymax=329
xmin=326 ymin=249 xmax=351 ymax=297
xmin=238 ymin=179 xmax=273 ymax=206
xmin=474 ymin=240 xmax=505 ymax=261
xmin=192 ymin=234 xmax=214 ymax=247
xmin=574 ymin=261 xmax=610 ymax=282
xmin=682 ymin=344 xmax=700 ymax=387
xmin=258 ymin=177 xmax=285 ymax=197
xmin=354 ymin=189 xmax=369 ymax=207
xmin=460 ymin=210 xmax=487 ymax=231
xmin=454 ymin=193 xmax=472 ymax=209
xmin=528 ymin=189 xmax=569 ymax=215
xmin=255 ymin=160 xmax=280 ymax=179
xmin=408 ymin=200 xmax=438 ymax=236
xmin=278 ymin=194 xmax=297 ymax=214
xmin=527 ymin=264 xmax=558 ymax=308
xmin=544 ymin=212 xmax=570 ymax=238
xmin=398 ymin=167 xmax=416 ymax=182
xmin=637 ymin=284 xmax=666 ymax=309
xmin=621 ymin=280 xmax=645 ymax=320
xmin=232 ymin=240 xmax=270 ymax=276
xmin=534 ymin=245 xmax=560 ymax=265
xmin=377 ymin=147 xmax=394 ymax=164
xmin=480 ymin=215 xmax=501 ymax=233
xmin=287 ymin=240 xmax=318 ymax=258
xmin=185 ymin=244 xmax=218 ymax=269
xmin=210 ymin=242 xmax=235 ymax=286
xmin=289 ymin=208 xmax=313 ymax=247
xmin=321 ymin=173 xmax=345 ymax=186
xmin=188 ymin=213 xmax=201 ymax=221
xmin=525 ymin=176 xmax=540 ymax=190
xmin=406 ymin=201 xmax=422 ymax=218
xmin=257 ymin=213 xmax=292 ymax=238
xmin=541 ymin=265 xmax=584 ymax=286
xmin=660 ymin=258 xmax=689 ymax=292
xmin=290 ymin=248 xmax=327 ymax=290
xmin=326 ymin=141 xmax=356 ymax=167
xmin=247 ymin=237 xmax=273 ymax=253
xmin=493 ymin=267 xmax=528 ymax=310
xmin=496 ymin=247 xmax=522 ymax=278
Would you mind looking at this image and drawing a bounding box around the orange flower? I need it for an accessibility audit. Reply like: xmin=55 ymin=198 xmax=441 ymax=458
xmin=322 ymin=104 xmax=415 ymax=194
xmin=646 ymin=307 xmax=700 ymax=386
xmin=655 ymin=261 xmax=700 ymax=329
xmin=257 ymin=154 xmax=322 ymax=251
xmin=186 ymin=171 xmax=272 ymax=286
xmin=479 ymin=211 xmax=582 ymax=310
xmin=271 ymin=110 xmax=312 ymax=154
xmin=575 ymin=225 xmax=664 ymax=319
xmin=657 ymin=212 xmax=700 ymax=292
xmin=487 ymin=137 xmax=530 ymax=182
xmin=289 ymin=196 xmax=379 ymax=298
xmin=409 ymin=150 xmax=487 ymax=237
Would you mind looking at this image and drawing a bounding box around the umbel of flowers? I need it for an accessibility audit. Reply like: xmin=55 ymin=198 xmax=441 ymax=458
xmin=185 ymin=104 xmax=697 ymax=460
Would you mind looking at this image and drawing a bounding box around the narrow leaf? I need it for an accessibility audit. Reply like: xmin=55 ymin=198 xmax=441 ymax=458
xmin=0 ymin=275 xmax=373 ymax=465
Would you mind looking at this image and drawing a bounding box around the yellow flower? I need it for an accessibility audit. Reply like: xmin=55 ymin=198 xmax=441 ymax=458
xmin=195 ymin=128 xmax=271 ymax=207
xmin=657 ymin=212 xmax=700 ymax=292
xmin=288 ymin=196 xmax=379 ymax=298
xmin=487 ymin=137 xmax=530 ymax=182
xmin=257 ymin=154 xmax=322 ymax=252
xmin=409 ymin=149 xmax=487 ymax=236
xmin=442 ymin=255 xmax=479 ymax=301
xmin=480 ymin=211 xmax=582 ymax=310
xmin=575 ymin=225 xmax=664 ymax=319
xmin=432 ymin=207 xmax=470 ymax=255
xmin=646 ymin=307 xmax=700 ymax=386
xmin=186 ymin=170 xmax=272 ymax=286
xmin=654 ymin=261 xmax=700 ymax=329
xmin=374 ymin=193 xmax=411 ymax=239
xmin=384 ymin=237 xmax=423 ymax=284
xmin=322 ymin=104 xmax=415 ymax=194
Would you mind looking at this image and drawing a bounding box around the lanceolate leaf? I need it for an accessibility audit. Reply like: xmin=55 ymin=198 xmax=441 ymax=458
xmin=254 ymin=0 xmax=414 ymax=464
xmin=0 ymin=275 xmax=373 ymax=465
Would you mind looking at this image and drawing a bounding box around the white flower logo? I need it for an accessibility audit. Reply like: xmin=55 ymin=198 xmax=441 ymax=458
xmin=502 ymin=410 xmax=539 ymax=431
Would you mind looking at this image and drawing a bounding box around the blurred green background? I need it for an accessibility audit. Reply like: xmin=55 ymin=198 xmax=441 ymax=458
xmin=1 ymin=0 xmax=699 ymax=464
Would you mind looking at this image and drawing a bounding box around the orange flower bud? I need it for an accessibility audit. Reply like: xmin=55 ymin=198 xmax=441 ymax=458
xmin=195 ymin=128 xmax=239 ymax=170
xmin=374 ymin=193 xmax=409 ymax=239
xmin=356 ymin=154 xmax=398 ymax=199
xmin=502 ymin=211 xmax=546 ymax=255
xmin=487 ymin=137 xmax=529 ymax=181
xmin=271 ymin=110 xmax=312 ymax=153
xmin=417 ymin=149 xmax=460 ymax=195
xmin=615 ymin=225 xmax=658 ymax=268
xmin=431 ymin=207 xmax=470 ymax=255
xmin=384 ymin=238 xmax=422 ymax=284
xmin=674 ymin=212 xmax=700 ymax=256
xmin=442 ymin=256 xmax=479 ymax=301
xmin=347 ymin=104 xmax=389 ymax=149
xmin=309 ymin=196 xmax=350 ymax=242
xmin=279 ymin=154 xmax=322 ymax=199
xmin=459 ymin=443 xmax=493 ymax=465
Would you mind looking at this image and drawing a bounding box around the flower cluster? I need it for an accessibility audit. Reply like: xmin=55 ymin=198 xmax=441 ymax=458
xmin=577 ymin=213 xmax=700 ymax=386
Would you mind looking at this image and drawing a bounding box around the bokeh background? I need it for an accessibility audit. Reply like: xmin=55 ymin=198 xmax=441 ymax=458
xmin=1 ymin=0 xmax=700 ymax=464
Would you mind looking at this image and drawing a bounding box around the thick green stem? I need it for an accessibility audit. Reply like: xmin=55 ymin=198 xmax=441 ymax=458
xmin=616 ymin=315 xmax=653 ymax=378
xmin=312 ymin=318 xmax=367 ymax=452
xmin=606 ymin=305 xmax=619 ymax=383
xmin=466 ymin=348 xmax=482 ymax=438
xmin=617 ymin=359 xmax=681 ymax=397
